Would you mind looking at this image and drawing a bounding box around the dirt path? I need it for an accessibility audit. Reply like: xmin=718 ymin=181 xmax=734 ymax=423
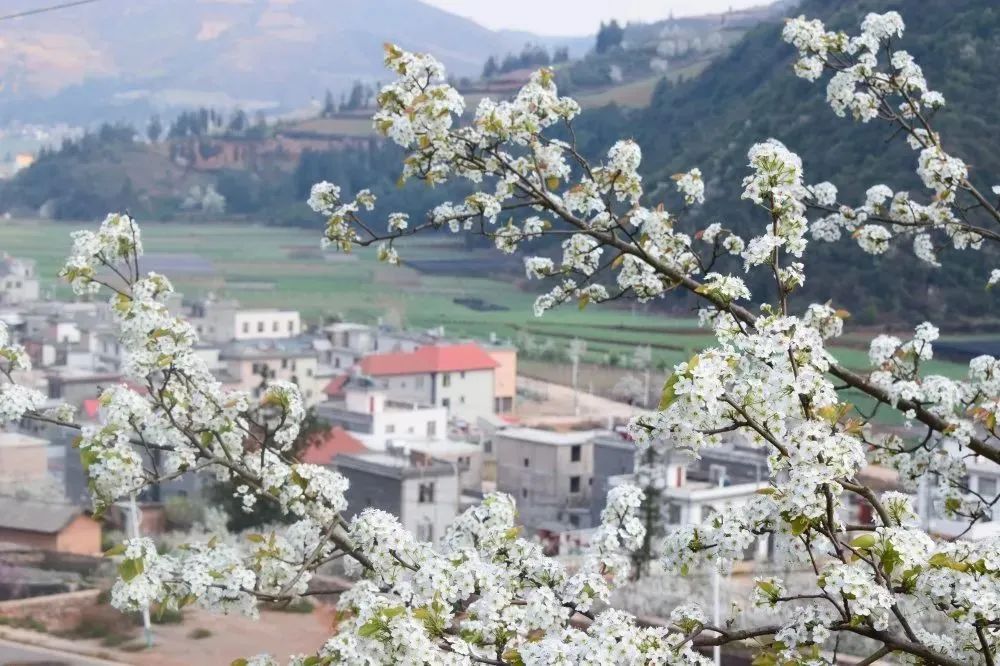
xmin=514 ymin=376 xmax=649 ymax=426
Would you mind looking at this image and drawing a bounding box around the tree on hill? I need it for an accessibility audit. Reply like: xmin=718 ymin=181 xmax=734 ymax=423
xmin=146 ymin=115 xmax=162 ymax=143
xmin=482 ymin=54 xmax=499 ymax=79
xmin=596 ymin=19 xmax=625 ymax=54
xmin=322 ymin=89 xmax=337 ymax=117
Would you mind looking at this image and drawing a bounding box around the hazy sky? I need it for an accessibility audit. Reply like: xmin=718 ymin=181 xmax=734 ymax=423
xmin=422 ymin=0 xmax=772 ymax=36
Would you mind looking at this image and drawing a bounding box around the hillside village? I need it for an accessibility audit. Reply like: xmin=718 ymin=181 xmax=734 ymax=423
xmin=1 ymin=249 xmax=999 ymax=661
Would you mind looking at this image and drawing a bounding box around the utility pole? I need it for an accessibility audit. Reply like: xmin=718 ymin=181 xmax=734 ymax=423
xmin=125 ymin=494 xmax=153 ymax=648
xmin=567 ymin=338 xmax=586 ymax=416
xmin=633 ymin=345 xmax=652 ymax=406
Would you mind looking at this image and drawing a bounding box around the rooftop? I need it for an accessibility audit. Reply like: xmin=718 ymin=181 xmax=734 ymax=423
xmin=360 ymin=343 xmax=499 ymax=377
xmin=221 ymin=335 xmax=316 ymax=360
xmin=0 ymin=432 xmax=48 ymax=448
xmin=0 ymin=499 xmax=86 ymax=533
xmin=336 ymin=451 xmax=456 ymax=479
xmin=300 ymin=426 xmax=369 ymax=465
xmin=497 ymin=427 xmax=604 ymax=446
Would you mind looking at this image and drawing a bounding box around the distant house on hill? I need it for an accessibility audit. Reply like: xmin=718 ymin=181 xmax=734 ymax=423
xmin=0 ymin=499 xmax=101 ymax=556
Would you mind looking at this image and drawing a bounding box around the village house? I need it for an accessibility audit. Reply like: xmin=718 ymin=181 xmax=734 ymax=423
xmin=0 ymin=499 xmax=101 ymax=556
xmin=0 ymin=255 xmax=41 ymax=306
xmin=359 ymin=343 xmax=498 ymax=423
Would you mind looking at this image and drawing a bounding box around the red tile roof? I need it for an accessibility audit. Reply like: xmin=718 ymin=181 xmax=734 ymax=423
xmin=300 ymin=427 xmax=369 ymax=465
xmin=323 ymin=374 xmax=349 ymax=397
xmin=359 ymin=343 xmax=499 ymax=377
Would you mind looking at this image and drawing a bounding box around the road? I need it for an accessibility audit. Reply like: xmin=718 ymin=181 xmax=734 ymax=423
xmin=0 ymin=638 xmax=122 ymax=666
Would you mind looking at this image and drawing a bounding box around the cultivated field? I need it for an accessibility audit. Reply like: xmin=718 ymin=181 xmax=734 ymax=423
xmin=2 ymin=218 xmax=984 ymax=423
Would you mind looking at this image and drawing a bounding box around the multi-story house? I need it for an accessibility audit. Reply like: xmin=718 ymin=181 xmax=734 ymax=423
xmin=0 ymin=255 xmax=40 ymax=305
xmin=359 ymin=343 xmax=498 ymax=423
xmin=493 ymin=427 xmax=602 ymax=530
xmin=219 ymin=336 xmax=324 ymax=405
xmin=335 ymin=447 xmax=460 ymax=542
xmin=189 ymin=298 xmax=301 ymax=343
xmin=315 ymin=380 xmax=447 ymax=447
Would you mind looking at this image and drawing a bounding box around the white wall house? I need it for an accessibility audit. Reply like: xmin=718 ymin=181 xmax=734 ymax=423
xmin=316 ymin=385 xmax=448 ymax=447
xmin=191 ymin=300 xmax=301 ymax=343
xmin=359 ymin=343 xmax=498 ymax=423
xmin=0 ymin=255 xmax=41 ymax=306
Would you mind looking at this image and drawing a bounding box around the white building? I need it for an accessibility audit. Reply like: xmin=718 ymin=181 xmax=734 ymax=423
xmin=315 ymin=381 xmax=448 ymax=447
xmin=190 ymin=299 xmax=301 ymax=343
xmin=359 ymin=343 xmax=498 ymax=423
xmin=0 ymin=255 xmax=41 ymax=306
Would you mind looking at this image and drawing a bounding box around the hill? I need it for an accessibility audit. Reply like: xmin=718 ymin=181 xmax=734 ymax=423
xmin=0 ymin=0 xmax=586 ymax=124
xmin=603 ymin=0 xmax=1000 ymax=324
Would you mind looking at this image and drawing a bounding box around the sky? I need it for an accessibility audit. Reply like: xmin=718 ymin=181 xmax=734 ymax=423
xmin=422 ymin=0 xmax=772 ymax=36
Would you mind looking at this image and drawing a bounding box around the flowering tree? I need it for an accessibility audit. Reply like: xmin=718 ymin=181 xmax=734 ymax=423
xmin=1 ymin=9 xmax=1000 ymax=665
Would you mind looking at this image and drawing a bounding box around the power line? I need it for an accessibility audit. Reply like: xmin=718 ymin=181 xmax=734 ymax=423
xmin=0 ymin=0 xmax=102 ymax=22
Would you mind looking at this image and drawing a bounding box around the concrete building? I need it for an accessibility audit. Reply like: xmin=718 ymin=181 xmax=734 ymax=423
xmin=406 ymin=439 xmax=483 ymax=494
xmin=336 ymin=448 xmax=460 ymax=542
xmin=0 ymin=255 xmax=40 ymax=306
xmin=484 ymin=343 xmax=517 ymax=414
xmin=493 ymin=427 xmax=603 ymax=530
xmin=219 ymin=336 xmax=324 ymax=405
xmin=359 ymin=343 xmax=498 ymax=423
xmin=190 ymin=299 xmax=301 ymax=343
xmin=590 ymin=433 xmax=637 ymax=525
xmin=315 ymin=381 xmax=447 ymax=448
xmin=0 ymin=499 xmax=101 ymax=555
xmin=0 ymin=432 xmax=49 ymax=482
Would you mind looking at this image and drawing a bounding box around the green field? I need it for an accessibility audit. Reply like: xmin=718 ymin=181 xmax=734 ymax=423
xmin=1 ymin=219 xmax=976 ymax=396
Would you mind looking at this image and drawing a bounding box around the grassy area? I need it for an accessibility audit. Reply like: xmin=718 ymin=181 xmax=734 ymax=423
xmin=1 ymin=219 xmax=977 ymax=393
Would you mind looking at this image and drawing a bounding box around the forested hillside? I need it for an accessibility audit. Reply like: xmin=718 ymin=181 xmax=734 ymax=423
xmin=617 ymin=0 xmax=1000 ymax=323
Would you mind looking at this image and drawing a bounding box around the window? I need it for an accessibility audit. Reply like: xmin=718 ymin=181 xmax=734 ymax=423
xmin=306 ymin=368 xmax=313 ymax=377
xmin=281 ymin=359 xmax=288 ymax=369
xmin=418 ymin=482 xmax=435 ymax=503
xmin=442 ymin=373 xmax=451 ymax=387
xmin=569 ymin=476 xmax=581 ymax=493
xmin=521 ymin=488 xmax=528 ymax=499
xmin=460 ymin=371 xmax=466 ymax=379
xmin=288 ymin=320 xmax=295 ymax=332
xmin=272 ymin=321 xmax=279 ymax=332
xmin=568 ymin=514 xmax=580 ymax=527
xmin=242 ymin=322 xmax=249 ymax=334
xmin=459 ymin=396 xmax=465 ymax=404
xmin=442 ymin=398 xmax=450 ymax=408
xmin=427 ymin=421 xmax=437 ymax=437
xmin=386 ymin=424 xmax=395 ymax=434
xmin=257 ymin=321 xmax=264 ymax=333
xmin=334 ymin=358 xmax=341 ymax=368
xmin=484 ymin=440 xmax=492 ymax=454
xmin=570 ymin=445 xmax=582 ymax=462
xmin=291 ymin=361 xmax=297 ymax=371
xmin=980 ymin=476 xmax=998 ymax=498
xmin=523 ymin=457 xmax=529 ymax=468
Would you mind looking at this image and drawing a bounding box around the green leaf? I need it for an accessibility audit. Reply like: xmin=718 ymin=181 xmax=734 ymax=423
xmin=850 ymin=534 xmax=877 ymax=549
xmin=658 ymin=372 xmax=680 ymax=410
xmin=118 ymin=557 xmax=145 ymax=582
xmin=104 ymin=543 xmax=126 ymax=557
xmin=358 ymin=619 xmax=383 ymax=638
